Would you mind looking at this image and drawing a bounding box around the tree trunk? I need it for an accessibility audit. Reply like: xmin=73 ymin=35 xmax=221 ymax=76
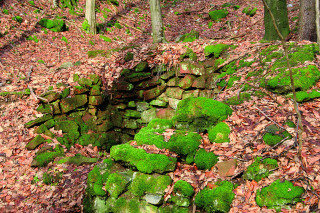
xmin=298 ymin=0 xmax=316 ymax=41
xmin=85 ymin=0 xmax=96 ymax=34
xmin=263 ymin=0 xmax=290 ymax=41
xmin=149 ymin=0 xmax=165 ymax=43
xmin=316 ymin=0 xmax=320 ymax=48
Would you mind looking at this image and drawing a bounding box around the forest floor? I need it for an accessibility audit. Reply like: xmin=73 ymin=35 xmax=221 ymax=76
xmin=0 ymin=0 xmax=319 ymax=212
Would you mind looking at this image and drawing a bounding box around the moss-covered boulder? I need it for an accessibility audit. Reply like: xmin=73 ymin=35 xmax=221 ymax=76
xmin=208 ymin=122 xmax=230 ymax=143
xmin=134 ymin=127 xmax=166 ymax=148
xmin=26 ymin=135 xmax=48 ymax=150
xmin=266 ymin=65 xmax=320 ymax=94
xmin=38 ymin=18 xmax=68 ymax=32
xmin=290 ymin=90 xmax=320 ymax=102
xmin=60 ymin=94 xmax=88 ymax=113
xmin=208 ymin=9 xmax=229 ymax=22
xmin=146 ymin=118 xmax=173 ymax=130
xmin=54 ymin=120 xmax=79 ymax=133
xmin=83 ymin=159 xmax=173 ymax=212
xmin=174 ymin=97 xmax=232 ymax=132
xmin=255 ymin=179 xmax=305 ymax=211
xmin=25 ymin=114 xmax=53 ymax=128
xmin=195 ymin=180 xmax=235 ymax=213
xmin=263 ymin=124 xmax=292 ymax=146
xmin=57 ymin=154 xmax=98 ymax=166
xmin=173 ymin=180 xmax=194 ymax=197
xmin=224 ymin=93 xmax=251 ymax=105
xmin=204 ymin=44 xmax=230 ymax=58
xmin=31 ymin=145 xmax=64 ymax=167
xmin=110 ymin=144 xmax=176 ymax=173
xmin=243 ymin=157 xmax=278 ymax=182
xmin=129 ymin=172 xmax=172 ymax=204
xmin=194 ymin=148 xmax=219 ymax=170
xmin=167 ymin=131 xmax=202 ymax=156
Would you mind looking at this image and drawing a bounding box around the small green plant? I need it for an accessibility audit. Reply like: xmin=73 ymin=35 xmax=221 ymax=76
xmin=89 ymin=40 xmax=94 ymax=45
xmin=12 ymin=16 xmax=23 ymax=24
xmin=61 ymin=36 xmax=68 ymax=44
xmin=43 ymin=171 xmax=62 ymax=185
xmin=38 ymin=59 xmax=45 ymax=64
xmin=32 ymin=174 xmax=40 ymax=184
xmin=3 ymin=9 xmax=9 ymax=15
xmin=28 ymin=1 xmax=35 ymax=6
xmin=208 ymin=21 xmax=213 ymax=29
xmin=27 ymin=35 xmax=39 ymax=43
xmin=42 ymin=28 xmax=48 ymax=34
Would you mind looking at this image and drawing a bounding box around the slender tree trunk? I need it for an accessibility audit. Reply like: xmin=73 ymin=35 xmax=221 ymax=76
xmin=316 ymin=0 xmax=320 ymax=48
xmin=149 ymin=0 xmax=165 ymax=43
xmin=263 ymin=0 xmax=290 ymax=41
xmin=85 ymin=0 xmax=96 ymax=34
xmin=298 ymin=0 xmax=316 ymax=41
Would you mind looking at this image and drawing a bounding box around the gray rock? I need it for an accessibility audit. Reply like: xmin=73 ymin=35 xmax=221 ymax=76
xmin=144 ymin=194 xmax=163 ymax=205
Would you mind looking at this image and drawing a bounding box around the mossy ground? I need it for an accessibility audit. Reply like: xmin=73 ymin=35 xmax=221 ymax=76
xmin=243 ymin=157 xmax=278 ymax=182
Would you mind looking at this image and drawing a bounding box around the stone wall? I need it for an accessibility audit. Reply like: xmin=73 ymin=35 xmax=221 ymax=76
xmin=109 ymin=60 xmax=221 ymax=136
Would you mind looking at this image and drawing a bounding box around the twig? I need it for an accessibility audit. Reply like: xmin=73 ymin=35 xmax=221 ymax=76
xmin=28 ymin=86 xmax=49 ymax=103
xmin=254 ymin=106 xmax=287 ymax=132
xmin=261 ymin=0 xmax=304 ymax=157
xmin=26 ymin=66 xmax=33 ymax=82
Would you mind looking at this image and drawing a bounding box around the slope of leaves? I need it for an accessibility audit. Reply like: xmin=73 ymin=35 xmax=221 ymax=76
xmin=1 ymin=0 xmax=319 ymax=212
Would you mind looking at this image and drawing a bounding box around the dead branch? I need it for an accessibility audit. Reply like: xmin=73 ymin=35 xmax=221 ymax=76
xmin=254 ymin=106 xmax=288 ymax=132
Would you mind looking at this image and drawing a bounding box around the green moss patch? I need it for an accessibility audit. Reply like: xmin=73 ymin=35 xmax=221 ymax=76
xmin=224 ymin=93 xmax=251 ymax=105
xmin=105 ymin=173 xmax=128 ymax=198
xmin=167 ymin=131 xmax=202 ymax=156
xmin=146 ymin=118 xmax=173 ymax=130
xmin=256 ymin=179 xmax=305 ymax=211
xmin=87 ymin=50 xmax=112 ymax=58
xmin=267 ymin=65 xmax=320 ymax=93
xmin=134 ymin=127 xmax=166 ymax=149
xmin=31 ymin=145 xmax=65 ymax=167
xmin=194 ymin=149 xmax=218 ymax=170
xmin=263 ymin=125 xmax=292 ymax=146
xmin=243 ymin=157 xmax=278 ymax=182
xmin=129 ymin=173 xmax=172 ymax=197
xmin=208 ymin=9 xmax=229 ymax=22
xmin=173 ymin=180 xmax=194 ymax=197
xmin=242 ymin=7 xmax=257 ymax=17
xmin=208 ymin=122 xmax=230 ymax=143
xmin=38 ymin=18 xmax=68 ymax=32
xmin=57 ymin=154 xmax=98 ymax=166
xmin=195 ymin=180 xmax=235 ymax=213
xmin=177 ymin=30 xmax=199 ymax=43
xmin=204 ymin=44 xmax=229 ymax=58
xmin=110 ymin=144 xmax=176 ymax=173
xmin=289 ymin=90 xmax=320 ymax=102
